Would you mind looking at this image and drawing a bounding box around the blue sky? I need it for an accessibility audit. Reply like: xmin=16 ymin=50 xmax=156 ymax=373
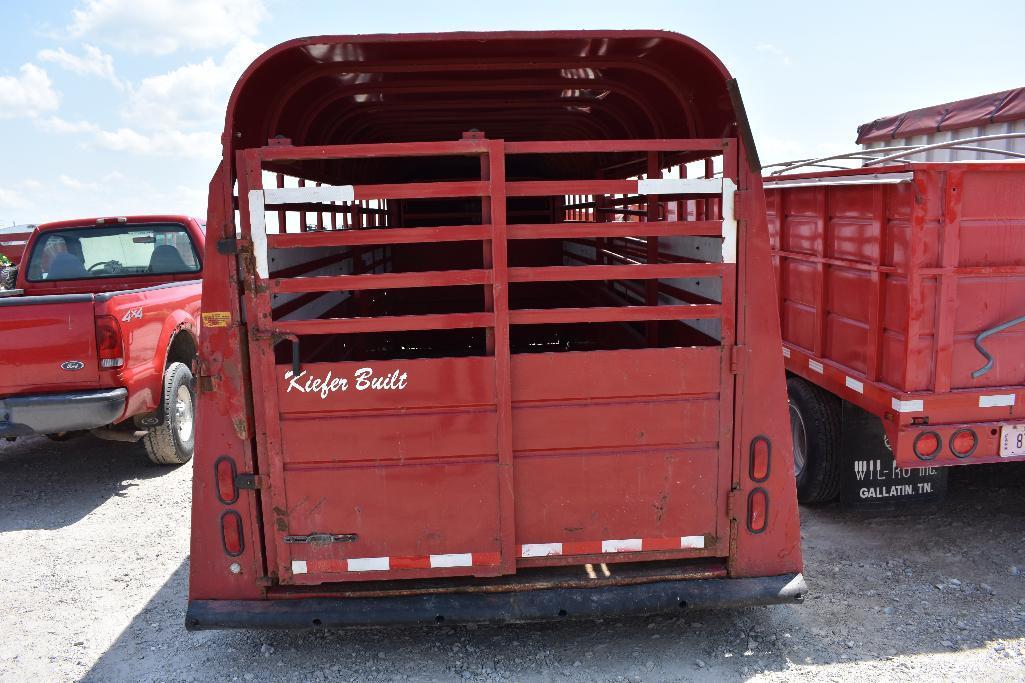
xmin=1 ymin=0 xmax=1023 ymax=225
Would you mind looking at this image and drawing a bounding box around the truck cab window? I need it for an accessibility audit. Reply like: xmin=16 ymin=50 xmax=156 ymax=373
xmin=27 ymin=224 xmax=200 ymax=281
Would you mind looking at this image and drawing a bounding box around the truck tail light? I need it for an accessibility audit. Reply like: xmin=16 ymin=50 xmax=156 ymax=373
xmin=221 ymin=511 xmax=244 ymax=556
xmin=746 ymin=488 xmax=768 ymax=534
xmin=950 ymin=429 xmax=978 ymax=458
xmin=95 ymin=316 xmax=124 ymax=368
xmin=749 ymin=436 xmax=771 ymax=482
xmin=215 ymin=456 xmax=239 ymax=504
xmin=913 ymin=431 xmax=941 ymax=461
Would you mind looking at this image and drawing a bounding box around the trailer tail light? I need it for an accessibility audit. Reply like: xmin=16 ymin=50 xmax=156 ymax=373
xmin=950 ymin=429 xmax=978 ymax=459
xmin=749 ymin=436 xmax=771 ymax=482
xmin=95 ymin=316 xmax=124 ymax=368
xmin=746 ymin=488 xmax=768 ymax=534
xmin=221 ymin=511 xmax=244 ymax=556
xmin=912 ymin=431 xmax=941 ymax=461
xmin=214 ymin=456 xmax=239 ymax=504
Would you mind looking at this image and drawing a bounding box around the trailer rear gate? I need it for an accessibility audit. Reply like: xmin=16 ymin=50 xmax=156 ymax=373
xmin=189 ymin=31 xmax=803 ymax=628
xmin=237 ymin=137 xmax=739 ymax=584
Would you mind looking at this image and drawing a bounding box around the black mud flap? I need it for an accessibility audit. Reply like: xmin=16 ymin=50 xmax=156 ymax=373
xmin=186 ymin=573 xmax=806 ymax=630
xmin=841 ymin=403 xmax=948 ymax=510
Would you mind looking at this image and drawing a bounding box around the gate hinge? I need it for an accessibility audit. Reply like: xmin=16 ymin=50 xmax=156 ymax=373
xmin=235 ymin=473 xmax=268 ymax=490
xmin=726 ymin=487 xmax=743 ymax=521
xmin=234 ymin=238 xmax=256 ymax=279
xmin=216 ymin=238 xmax=238 ymax=255
xmin=729 ymin=345 xmax=745 ymax=374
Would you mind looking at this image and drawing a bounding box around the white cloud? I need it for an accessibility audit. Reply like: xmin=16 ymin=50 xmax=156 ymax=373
xmin=0 ymin=64 xmax=60 ymax=119
xmin=755 ymin=43 xmax=793 ymax=66
xmin=124 ymin=38 xmax=264 ymax=131
xmin=35 ymin=36 xmax=259 ymax=165
xmin=0 ymin=188 xmax=29 ymax=210
xmin=67 ymin=0 xmax=267 ymax=55
xmin=38 ymin=44 xmax=123 ymax=89
xmin=43 ymin=116 xmax=220 ymax=160
xmin=4 ymin=171 xmax=207 ymax=224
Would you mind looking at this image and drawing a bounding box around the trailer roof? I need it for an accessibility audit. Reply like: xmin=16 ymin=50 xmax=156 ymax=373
xmin=222 ymin=31 xmax=739 ymax=183
xmin=856 ymin=87 xmax=1025 ymax=144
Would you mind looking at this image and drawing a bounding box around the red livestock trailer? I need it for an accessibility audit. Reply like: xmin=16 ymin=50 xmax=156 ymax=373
xmin=766 ymin=138 xmax=1025 ymax=504
xmin=0 ymin=224 xmax=35 ymax=267
xmin=187 ymin=30 xmax=803 ymax=629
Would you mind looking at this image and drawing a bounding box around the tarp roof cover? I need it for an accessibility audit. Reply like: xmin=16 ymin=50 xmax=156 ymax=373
xmin=222 ymin=31 xmax=739 ymax=183
xmin=857 ymin=87 xmax=1025 ymax=144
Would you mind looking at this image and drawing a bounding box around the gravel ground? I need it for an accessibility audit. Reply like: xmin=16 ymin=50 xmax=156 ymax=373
xmin=1 ymin=434 xmax=1023 ymax=682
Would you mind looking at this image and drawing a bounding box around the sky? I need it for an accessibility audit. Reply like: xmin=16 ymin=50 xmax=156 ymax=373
xmin=1 ymin=0 xmax=1024 ymax=226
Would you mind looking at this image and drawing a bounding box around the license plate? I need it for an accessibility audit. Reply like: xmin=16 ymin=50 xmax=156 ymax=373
xmin=999 ymin=425 xmax=1025 ymax=457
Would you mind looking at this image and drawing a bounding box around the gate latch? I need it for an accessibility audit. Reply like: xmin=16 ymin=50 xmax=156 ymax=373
xmin=283 ymin=533 xmax=359 ymax=545
xmin=235 ymin=473 xmax=268 ymax=490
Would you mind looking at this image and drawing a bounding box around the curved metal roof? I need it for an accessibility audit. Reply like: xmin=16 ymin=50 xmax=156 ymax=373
xmin=221 ymin=31 xmax=739 ymax=183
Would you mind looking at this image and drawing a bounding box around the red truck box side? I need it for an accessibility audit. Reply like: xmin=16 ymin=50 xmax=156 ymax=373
xmin=767 ymin=163 xmax=1025 ymax=471
xmin=188 ymin=31 xmax=803 ymax=629
xmin=0 ymin=216 xmax=203 ymax=465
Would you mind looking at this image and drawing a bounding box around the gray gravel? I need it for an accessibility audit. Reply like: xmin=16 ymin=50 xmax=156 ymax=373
xmin=1 ymin=434 xmax=1023 ymax=682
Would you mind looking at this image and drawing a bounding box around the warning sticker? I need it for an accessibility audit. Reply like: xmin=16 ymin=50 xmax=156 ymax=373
xmin=202 ymin=311 xmax=231 ymax=328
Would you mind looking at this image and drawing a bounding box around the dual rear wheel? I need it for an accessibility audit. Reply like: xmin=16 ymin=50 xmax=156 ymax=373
xmin=787 ymin=376 xmax=843 ymax=504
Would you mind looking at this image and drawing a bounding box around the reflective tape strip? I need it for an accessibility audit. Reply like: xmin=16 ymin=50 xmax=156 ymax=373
xmin=247 ymin=189 xmax=268 ymax=279
xmin=808 ymin=359 xmax=824 ymax=374
xmin=521 ymin=542 xmax=563 ymax=557
xmin=721 ymin=179 xmax=737 ymax=264
xmin=601 ymin=538 xmax=643 ymax=553
xmin=636 ymin=178 xmax=722 ymax=195
xmin=297 ymin=535 xmax=710 ymax=575
xmin=523 ymin=536 xmax=708 ymax=556
xmin=264 ymin=185 xmax=355 ymax=205
xmin=845 ymin=376 xmax=864 ymax=394
xmin=429 ymin=553 xmax=473 ymax=568
xmin=979 ymin=394 xmax=1015 ymax=408
xmin=347 ymin=556 xmax=390 ymax=572
xmin=891 ymin=398 xmax=924 ymax=413
xmin=680 ymin=535 xmax=705 ymax=549
xmin=782 ymin=346 xmax=791 ymax=358
xmin=293 ymin=552 xmax=500 ymax=575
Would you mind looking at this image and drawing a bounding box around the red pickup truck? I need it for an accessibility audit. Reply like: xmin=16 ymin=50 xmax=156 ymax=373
xmin=0 ymin=215 xmax=203 ymax=465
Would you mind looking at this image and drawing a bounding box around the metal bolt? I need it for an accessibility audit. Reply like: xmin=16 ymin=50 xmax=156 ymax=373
xmin=229 ymin=563 xmax=242 ymax=574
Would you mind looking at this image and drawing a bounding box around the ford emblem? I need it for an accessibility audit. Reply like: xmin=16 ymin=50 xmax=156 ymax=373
xmin=60 ymin=361 xmax=85 ymax=371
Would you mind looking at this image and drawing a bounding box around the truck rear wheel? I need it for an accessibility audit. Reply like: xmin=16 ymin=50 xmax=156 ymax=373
xmin=143 ymin=362 xmax=195 ymax=465
xmin=787 ymin=376 xmax=843 ymax=504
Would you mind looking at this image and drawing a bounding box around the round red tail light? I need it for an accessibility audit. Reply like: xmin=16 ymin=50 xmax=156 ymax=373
xmin=950 ymin=429 xmax=978 ymax=458
xmin=913 ymin=431 xmax=941 ymax=460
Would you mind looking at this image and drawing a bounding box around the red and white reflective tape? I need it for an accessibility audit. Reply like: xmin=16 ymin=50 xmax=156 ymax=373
xmin=292 ymin=552 xmax=501 ymax=575
xmin=291 ymin=535 xmax=707 ymax=575
xmin=521 ymin=535 xmax=705 ymax=558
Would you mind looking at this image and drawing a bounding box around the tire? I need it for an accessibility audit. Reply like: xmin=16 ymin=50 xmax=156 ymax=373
xmin=143 ymin=362 xmax=195 ymax=465
xmin=787 ymin=375 xmax=843 ymax=504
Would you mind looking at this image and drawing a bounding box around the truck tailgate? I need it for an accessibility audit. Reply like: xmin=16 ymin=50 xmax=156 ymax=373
xmin=0 ymin=295 xmax=99 ymax=395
